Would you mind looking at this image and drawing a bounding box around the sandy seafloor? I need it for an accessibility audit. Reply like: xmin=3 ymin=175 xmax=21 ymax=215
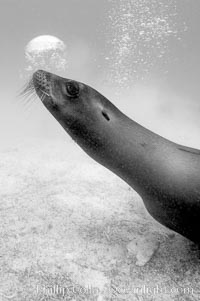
xmin=0 ymin=137 xmax=200 ymax=301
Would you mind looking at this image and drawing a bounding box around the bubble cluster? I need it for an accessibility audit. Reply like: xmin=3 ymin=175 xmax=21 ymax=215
xmin=105 ymin=0 xmax=187 ymax=86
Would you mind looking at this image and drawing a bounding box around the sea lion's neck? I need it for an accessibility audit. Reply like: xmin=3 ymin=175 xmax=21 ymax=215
xmin=102 ymin=113 xmax=165 ymax=196
xmin=73 ymin=106 xmax=171 ymax=197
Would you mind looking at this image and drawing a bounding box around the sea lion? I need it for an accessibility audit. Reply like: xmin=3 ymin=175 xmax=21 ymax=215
xmin=25 ymin=69 xmax=200 ymax=244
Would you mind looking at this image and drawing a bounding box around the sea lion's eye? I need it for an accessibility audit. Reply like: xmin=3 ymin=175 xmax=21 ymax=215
xmin=66 ymin=82 xmax=79 ymax=98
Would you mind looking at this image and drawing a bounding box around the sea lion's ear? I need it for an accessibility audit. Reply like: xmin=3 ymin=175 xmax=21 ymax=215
xmin=65 ymin=81 xmax=79 ymax=98
xmin=102 ymin=110 xmax=110 ymax=121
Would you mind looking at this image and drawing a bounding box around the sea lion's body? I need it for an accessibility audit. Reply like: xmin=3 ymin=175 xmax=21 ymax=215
xmin=27 ymin=69 xmax=200 ymax=243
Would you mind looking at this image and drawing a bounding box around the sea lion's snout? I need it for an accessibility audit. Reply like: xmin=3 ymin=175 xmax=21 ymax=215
xmin=33 ymin=70 xmax=51 ymax=99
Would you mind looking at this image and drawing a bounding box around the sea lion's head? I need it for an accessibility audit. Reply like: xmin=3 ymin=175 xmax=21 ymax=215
xmin=22 ymin=70 xmax=150 ymax=195
xmin=28 ymin=70 xmax=119 ymax=161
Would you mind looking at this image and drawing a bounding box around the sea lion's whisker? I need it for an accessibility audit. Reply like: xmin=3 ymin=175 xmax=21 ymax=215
xmin=41 ymin=94 xmax=46 ymax=102
xmin=24 ymin=100 xmax=33 ymax=109
xmin=23 ymin=87 xmax=35 ymax=95
xmin=20 ymin=90 xmax=35 ymax=99
xmin=39 ymin=89 xmax=50 ymax=97
xmin=19 ymin=78 xmax=36 ymax=96
xmin=19 ymin=77 xmax=35 ymax=98
xmin=19 ymin=88 xmax=37 ymax=107
xmin=21 ymin=91 xmax=35 ymax=102
xmin=25 ymin=94 xmax=38 ymax=106
xmin=21 ymin=96 xmax=35 ymax=114
xmin=23 ymin=96 xmax=35 ymax=107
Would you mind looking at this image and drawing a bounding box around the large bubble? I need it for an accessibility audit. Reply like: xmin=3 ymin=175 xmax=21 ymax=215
xmin=24 ymin=35 xmax=68 ymax=74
